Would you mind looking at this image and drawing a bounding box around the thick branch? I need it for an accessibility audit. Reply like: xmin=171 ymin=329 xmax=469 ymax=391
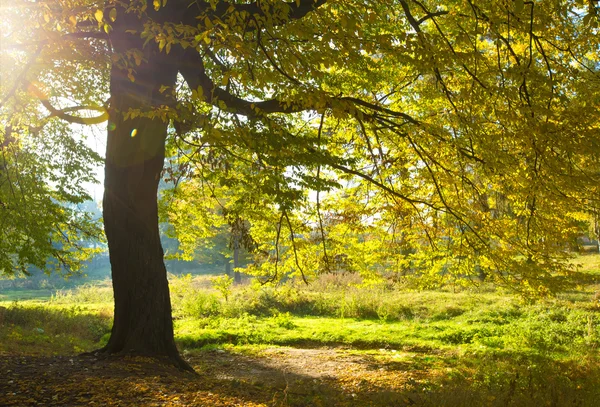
xmin=417 ymin=10 xmax=449 ymax=25
xmin=179 ymin=49 xmax=420 ymax=126
xmin=399 ymin=0 xmax=423 ymax=33
xmin=27 ymin=81 xmax=108 ymax=125
xmin=179 ymin=49 xmax=296 ymax=116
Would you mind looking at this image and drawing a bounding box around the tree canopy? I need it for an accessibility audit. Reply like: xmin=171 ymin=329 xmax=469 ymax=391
xmin=1 ymin=0 xmax=599 ymax=366
xmin=160 ymin=0 xmax=598 ymax=293
xmin=2 ymin=0 xmax=600 ymax=290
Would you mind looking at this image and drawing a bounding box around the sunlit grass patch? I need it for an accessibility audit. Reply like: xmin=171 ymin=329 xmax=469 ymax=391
xmin=0 ymin=302 xmax=111 ymax=355
xmin=1 ymin=260 xmax=599 ymax=406
xmin=50 ymin=279 xmax=114 ymax=304
xmin=0 ymin=289 xmax=53 ymax=301
xmin=571 ymin=253 xmax=600 ymax=274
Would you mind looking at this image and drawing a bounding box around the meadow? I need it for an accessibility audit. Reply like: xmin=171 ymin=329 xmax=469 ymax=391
xmin=1 ymin=254 xmax=599 ymax=406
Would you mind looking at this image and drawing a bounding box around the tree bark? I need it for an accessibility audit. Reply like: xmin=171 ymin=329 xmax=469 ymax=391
xmin=225 ymin=260 xmax=232 ymax=277
xmin=233 ymin=244 xmax=241 ymax=284
xmin=99 ymin=10 xmax=191 ymax=371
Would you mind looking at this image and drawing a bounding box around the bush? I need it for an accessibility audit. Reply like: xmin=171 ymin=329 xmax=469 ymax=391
xmin=170 ymin=274 xmax=221 ymax=318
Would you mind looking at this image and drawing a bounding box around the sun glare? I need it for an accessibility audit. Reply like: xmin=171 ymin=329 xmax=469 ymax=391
xmin=1 ymin=2 xmax=39 ymax=101
xmin=0 ymin=2 xmax=31 ymax=45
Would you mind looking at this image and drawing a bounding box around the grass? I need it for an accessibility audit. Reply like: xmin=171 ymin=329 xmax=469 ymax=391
xmin=0 ymin=303 xmax=112 ymax=355
xmin=1 ymin=260 xmax=599 ymax=357
xmin=1 ymin=254 xmax=599 ymax=405
xmin=173 ymin=298 xmax=599 ymax=355
xmin=0 ymin=289 xmax=54 ymax=301
xmin=571 ymin=252 xmax=600 ymax=274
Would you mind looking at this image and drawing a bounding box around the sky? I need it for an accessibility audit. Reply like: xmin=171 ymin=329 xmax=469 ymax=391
xmin=78 ymin=122 xmax=106 ymax=202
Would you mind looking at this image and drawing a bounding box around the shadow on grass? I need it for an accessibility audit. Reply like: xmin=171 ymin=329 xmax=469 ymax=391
xmin=184 ymin=347 xmax=600 ymax=407
xmin=1 ymin=305 xmax=599 ymax=406
xmin=1 ymin=347 xmax=598 ymax=407
xmin=0 ymin=343 xmax=598 ymax=406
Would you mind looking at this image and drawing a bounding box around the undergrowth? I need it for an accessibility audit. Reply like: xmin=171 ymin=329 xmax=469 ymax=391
xmin=1 ymin=256 xmax=599 ymax=406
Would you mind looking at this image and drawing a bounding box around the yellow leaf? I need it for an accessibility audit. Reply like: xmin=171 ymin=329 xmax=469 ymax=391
xmin=153 ymin=0 xmax=161 ymax=11
xmin=94 ymin=9 xmax=103 ymax=23
xmin=192 ymin=86 xmax=204 ymax=100
xmin=109 ymin=8 xmax=117 ymax=22
xmin=68 ymin=16 xmax=77 ymax=26
xmin=44 ymin=13 xmax=50 ymax=23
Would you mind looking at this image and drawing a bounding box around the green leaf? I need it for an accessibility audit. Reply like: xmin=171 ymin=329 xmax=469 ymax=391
xmin=514 ymin=0 xmax=524 ymax=14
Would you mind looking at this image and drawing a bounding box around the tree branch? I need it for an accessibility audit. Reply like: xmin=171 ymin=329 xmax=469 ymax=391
xmin=179 ymin=49 xmax=295 ymax=116
xmin=179 ymin=48 xmax=420 ymax=127
xmin=284 ymin=210 xmax=309 ymax=285
xmin=417 ymin=10 xmax=449 ymax=25
xmin=27 ymin=82 xmax=108 ymax=125
xmin=194 ymin=0 xmax=327 ymax=21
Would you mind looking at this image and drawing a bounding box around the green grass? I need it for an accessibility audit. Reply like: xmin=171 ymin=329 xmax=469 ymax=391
xmin=571 ymin=253 xmax=600 ymax=277
xmin=0 ymin=302 xmax=112 ymax=354
xmin=0 ymin=289 xmax=54 ymax=301
xmin=0 ymin=255 xmax=598 ymax=406
xmin=2 ymin=258 xmax=599 ymax=359
xmin=173 ymin=300 xmax=599 ymax=356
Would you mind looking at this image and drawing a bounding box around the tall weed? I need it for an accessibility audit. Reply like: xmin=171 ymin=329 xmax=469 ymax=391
xmin=51 ymin=281 xmax=113 ymax=304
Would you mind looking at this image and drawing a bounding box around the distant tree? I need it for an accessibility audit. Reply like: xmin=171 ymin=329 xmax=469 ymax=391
xmin=1 ymin=0 xmax=598 ymax=369
xmin=160 ymin=174 xmax=256 ymax=280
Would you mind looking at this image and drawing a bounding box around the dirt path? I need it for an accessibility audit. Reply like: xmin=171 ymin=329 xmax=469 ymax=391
xmin=0 ymin=348 xmax=433 ymax=406
xmin=4 ymin=346 xmax=594 ymax=406
xmin=194 ymin=347 xmax=430 ymax=405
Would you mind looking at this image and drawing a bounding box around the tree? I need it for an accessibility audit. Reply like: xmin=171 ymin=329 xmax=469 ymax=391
xmin=2 ymin=0 xmax=599 ymax=369
xmin=1 ymin=108 xmax=104 ymax=276
xmin=159 ymin=177 xmax=254 ymax=277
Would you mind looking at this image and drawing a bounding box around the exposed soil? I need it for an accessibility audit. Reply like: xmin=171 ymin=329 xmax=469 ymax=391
xmin=0 ymin=348 xmax=429 ymax=406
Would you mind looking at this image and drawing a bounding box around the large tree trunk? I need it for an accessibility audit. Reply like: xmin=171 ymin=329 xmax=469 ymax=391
xmin=99 ymin=10 xmax=191 ymax=371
